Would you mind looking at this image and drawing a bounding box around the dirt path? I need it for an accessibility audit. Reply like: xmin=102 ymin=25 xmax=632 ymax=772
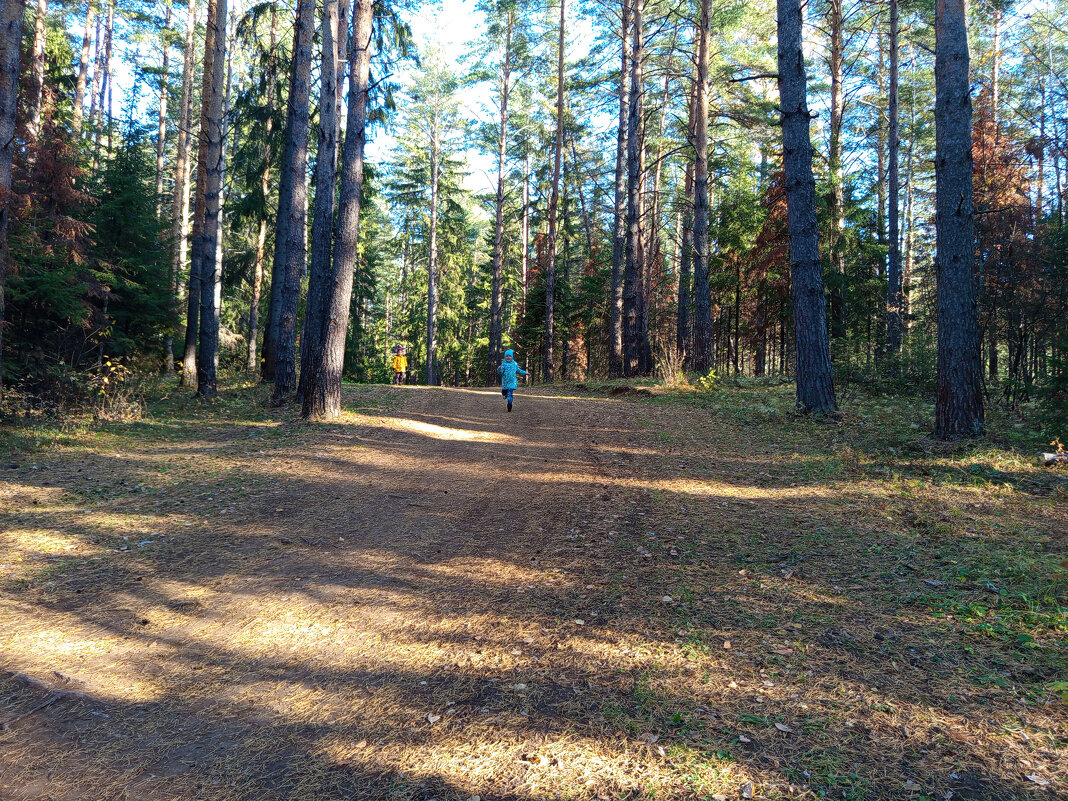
xmin=1 ymin=385 xmax=1065 ymax=800
xmin=0 ymin=387 xmax=664 ymax=800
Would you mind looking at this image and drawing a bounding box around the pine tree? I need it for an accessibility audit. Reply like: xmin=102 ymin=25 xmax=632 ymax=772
xmin=776 ymin=0 xmax=836 ymax=413
xmin=933 ymin=0 xmax=983 ymax=438
xmin=0 ymin=0 xmax=26 ymax=394
xmin=193 ymin=0 xmax=228 ymax=398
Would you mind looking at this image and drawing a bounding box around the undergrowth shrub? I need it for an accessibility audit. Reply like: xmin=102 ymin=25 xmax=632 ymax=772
xmin=694 ymin=369 xmax=719 ymax=392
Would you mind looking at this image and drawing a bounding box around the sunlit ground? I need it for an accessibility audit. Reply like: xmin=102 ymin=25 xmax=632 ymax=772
xmin=1 ymin=382 xmax=1065 ymax=800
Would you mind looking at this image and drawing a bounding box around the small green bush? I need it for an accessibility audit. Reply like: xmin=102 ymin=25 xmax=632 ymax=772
xmin=694 ymin=369 xmax=719 ymax=393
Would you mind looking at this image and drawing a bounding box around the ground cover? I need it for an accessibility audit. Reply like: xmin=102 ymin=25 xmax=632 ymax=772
xmin=1 ymin=380 xmax=1065 ymax=800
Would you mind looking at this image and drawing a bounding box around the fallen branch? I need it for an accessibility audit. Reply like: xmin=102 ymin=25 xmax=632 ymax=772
xmin=1041 ymin=452 xmax=1068 ymax=467
xmin=1 ymin=671 xmax=107 ymax=730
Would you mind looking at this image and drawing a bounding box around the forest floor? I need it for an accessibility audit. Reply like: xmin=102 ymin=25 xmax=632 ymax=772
xmin=0 ymin=379 xmax=1066 ymax=801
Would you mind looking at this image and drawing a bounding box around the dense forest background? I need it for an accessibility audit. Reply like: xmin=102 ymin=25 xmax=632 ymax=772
xmin=0 ymin=0 xmax=1065 ymax=433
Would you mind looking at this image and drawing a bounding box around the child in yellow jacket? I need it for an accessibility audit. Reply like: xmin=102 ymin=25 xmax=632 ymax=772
xmin=391 ymin=348 xmax=407 ymax=384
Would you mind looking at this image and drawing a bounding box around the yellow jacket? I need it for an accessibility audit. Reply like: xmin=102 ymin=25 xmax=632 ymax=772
xmin=392 ymin=354 xmax=407 ymax=372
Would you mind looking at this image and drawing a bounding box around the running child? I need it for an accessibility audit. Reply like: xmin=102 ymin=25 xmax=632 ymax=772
xmin=497 ymin=349 xmax=527 ymax=412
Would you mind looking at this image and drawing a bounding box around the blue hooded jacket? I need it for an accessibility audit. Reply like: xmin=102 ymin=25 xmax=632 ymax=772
xmin=497 ymin=351 xmax=527 ymax=390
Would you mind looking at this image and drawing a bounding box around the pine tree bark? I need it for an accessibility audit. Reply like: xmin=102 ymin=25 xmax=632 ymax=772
xmin=520 ymin=154 xmax=529 ymax=318
xmin=73 ymin=1 xmax=94 ymax=136
xmin=301 ymin=0 xmax=373 ymax=420
xmin=826 ymin=0 xmax=846 ymax=342
xmin=903 ymin=71 xmax=915 ymax=332
xmin=487 ymin=10 xmax=513 ymax=386
xmin=622 ymin=0 xmax=643 ymax=377
xmin=270 ymin=0 xmax=315 ymax=403
xmin=691 ymin=0 xmax=712 ymax=372
xmin=986 ymin=9 xmax=1000 ymax=380
xmin=181 ymin=1 xmax=207 ymax=388
xmin=88 ymin=1 xmax=102 ymax=146
xmin=247 ymin=1 xmax=277 ymax=374
xmin=26 ymin=0 xmax=47 ymax=146
xmin=298 ymin=0 xmax=342 ymax=404
xmin=885 ymin=0 xmax=903 ymax=358
xmin=609 ymin=0 xmax=630 ymax=378
xmin=262 ymin=12 xmax=308 ymax=383
xmin=677 ymin=160 xmax=694 ymax=363
xmin=194 ymin=0 xmax=227 ymax=398
xmin=933 ymin=0 xmax=983 ymax=438
xmin=155 ymin=3 xmax=171 ymax=217
xmin=427 ymin=111 xmax=440 ymax=386
xmin=168 ymin=0 xmax=196 ymax=375
xmin=776 ymin=0 xmax=837 ymax=414
xmin=0 ymin=0 xmax=26 ymax=395
xmin=543 ymin=0 xmax=566 ymax=381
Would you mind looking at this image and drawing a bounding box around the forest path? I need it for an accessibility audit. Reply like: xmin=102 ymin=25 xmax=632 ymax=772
xmin=2 ymin=384 xmax=1065 ymax=800
xmin=0 ymin=385 xmax=684 ymax=800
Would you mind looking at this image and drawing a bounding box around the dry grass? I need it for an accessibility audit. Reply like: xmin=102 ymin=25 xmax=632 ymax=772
xmin=0 ymin=379 xmax=1065 ymax=800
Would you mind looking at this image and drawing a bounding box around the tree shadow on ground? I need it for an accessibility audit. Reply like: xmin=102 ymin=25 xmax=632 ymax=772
xmin=1 ymin=385 xmax=1064 ymax=800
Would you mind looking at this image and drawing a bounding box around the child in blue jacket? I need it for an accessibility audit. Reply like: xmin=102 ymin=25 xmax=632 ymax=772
xmin=497 ymin=349 xmax=527 ymax=412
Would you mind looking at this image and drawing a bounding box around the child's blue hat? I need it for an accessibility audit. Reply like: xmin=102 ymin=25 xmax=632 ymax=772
xmin=505 ymin=349 xmax=514 ymax=357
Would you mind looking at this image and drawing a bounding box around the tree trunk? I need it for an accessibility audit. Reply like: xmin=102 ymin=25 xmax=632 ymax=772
xmin=609 ymin=0 xmax=630 ymax=378
xmin=194 ymin=0 xmax=227 ymax=399
xmin=181 ymin=0 xmax=207 ymax=388
xmin=933 ymin=0 xmax=982 ymax=438
xmin=544 ymin=0 xmax=565 ymax=381
xmin=776 ymin=0 xmax=837 ymax=414
xmin=301 ymin=0 xmax=373 ymax=419
xmin=560 ymin=178 xmax=571 ymax=380
xmin=487 ymin=10 xmax=513 ymax=385
xmin=875 ymin=32 xmax=887 ymax=263
xmin=155 ymin=3 xmax=171 ymax=217
xmin=903 ymin=53 xmax=915 ymax=333
xmin=263 ymin=12 xmax=308 ymax=383
xmin=1036 ymin=81 xmax=1045 ymax=219
xmin=986 ymin=9 xmax=1000 ymax=380
xmin=827 ymin=0 xmax=846 ymax=342
xmin=677 ymin=161 xmax=694 ymax=363
xmin=0 ymin=0 xmax=26 ymax=396
xmin=427 ymin=112 xmax=440 ymax=386
xmin=298 ymin=0 xmax=342 ymax=404
xmin=270 ymin=0 xmax=315 ymax=402
xmin=26 ymin=0 xmax=47 ymax=146
xmin=73 ymin=1 xmax=94 ymax=136
xmin=247 ymin=1 xmax=277 ymax=374
xmin=168 ymin=0 xmax=196 ymax=375
xmin=691 ymin=0 xmax=712 ymax=372
xmin=885 ymin=0 xmax=903 ymax=358
xmin=638 ymin=49 xmax=673 ymax=377
xmin=93 ymin=0 xmax=114 ymax=170
xmin=520 ymin=154 xmax=529 ymax=318
xmin=88 ymin=6 xmax=102 ymax=139
xmin=622 ymin=0 xmax=644 ymax=378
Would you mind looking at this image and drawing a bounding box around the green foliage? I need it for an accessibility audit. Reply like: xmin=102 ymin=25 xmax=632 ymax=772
xmin=89 ymin=132 xmax=172 ymax=360
xmin=694 ymin=369 xmax=719 ymax=393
